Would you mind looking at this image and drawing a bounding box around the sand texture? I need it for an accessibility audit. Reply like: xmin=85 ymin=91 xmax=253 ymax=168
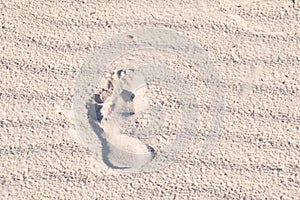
xmin=1 ymin=0 xmax=300 ymax=199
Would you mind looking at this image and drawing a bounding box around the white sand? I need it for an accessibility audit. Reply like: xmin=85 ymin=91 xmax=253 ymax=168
xmin=1 ymin=0 xmax=300 ymax=199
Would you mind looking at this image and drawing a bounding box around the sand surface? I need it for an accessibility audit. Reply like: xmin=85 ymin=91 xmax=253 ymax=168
xmin=1 ymin=0 xmax=300 ymax=199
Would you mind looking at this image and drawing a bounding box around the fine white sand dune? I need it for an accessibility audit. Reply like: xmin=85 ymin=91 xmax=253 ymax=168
xmin=1 ymin=0 xmax=299 ymax=199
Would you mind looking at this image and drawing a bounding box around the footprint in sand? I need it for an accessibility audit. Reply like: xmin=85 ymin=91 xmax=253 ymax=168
xmin=97 ymin=69 xmax=156 ymax=169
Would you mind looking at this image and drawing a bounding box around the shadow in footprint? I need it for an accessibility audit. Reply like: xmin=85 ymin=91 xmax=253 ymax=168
xmin=86 ymin=102 xmax=129 ymax=170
